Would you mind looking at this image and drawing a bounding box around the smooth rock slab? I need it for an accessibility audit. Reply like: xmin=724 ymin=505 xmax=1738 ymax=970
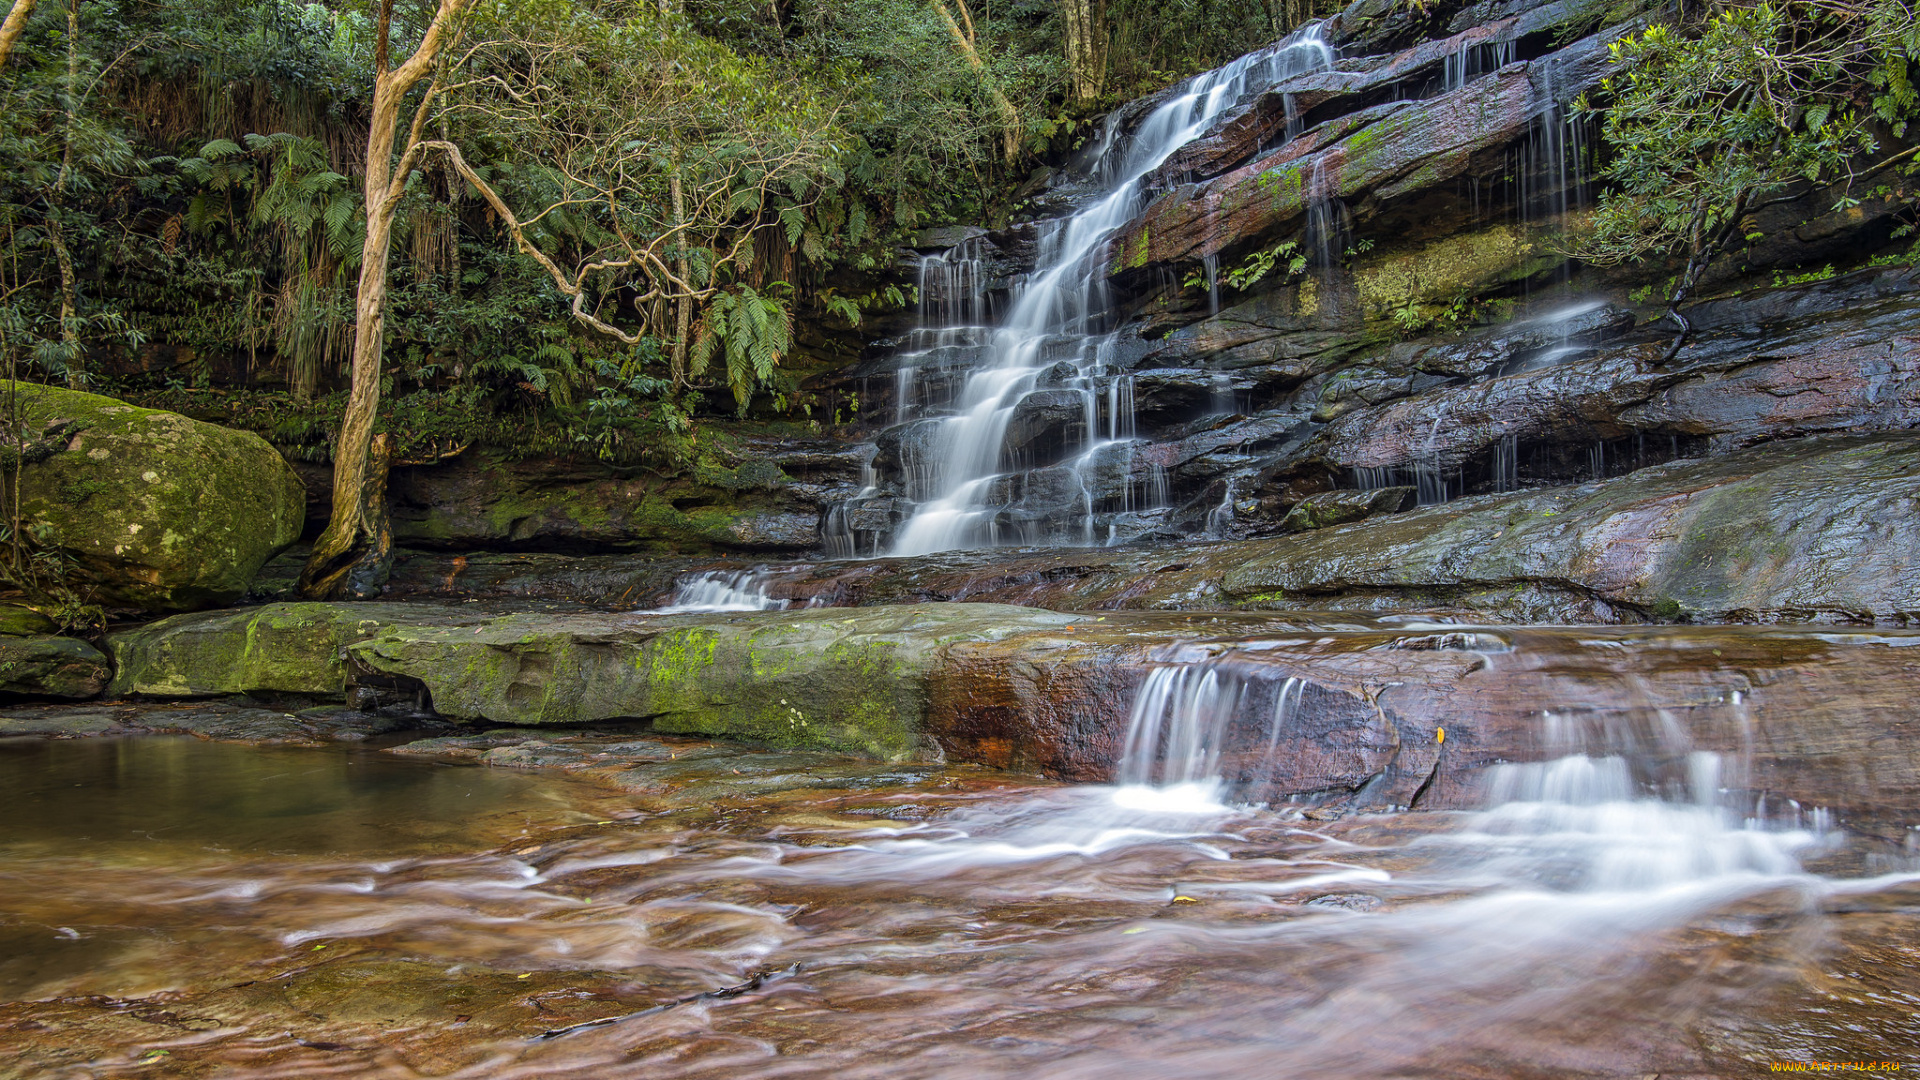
xmin=346 ymin=604 xmax=1077 ymax=760
xmin=108 ymin=602 xmax=483 ymax=698
xmin=1225 ymin=434 xmax=1920 ymax=623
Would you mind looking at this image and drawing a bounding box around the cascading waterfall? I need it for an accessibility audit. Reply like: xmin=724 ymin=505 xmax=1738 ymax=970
xmin=1113 ymin=660 xmax=1306 ymax=810
xmin=656 ymin=570 xmax=791 ymax=613
xmin=1109 ymin=655 xmax=1831 ymax=894
xmin=884 ymin=25 xmax=1338 ymax=557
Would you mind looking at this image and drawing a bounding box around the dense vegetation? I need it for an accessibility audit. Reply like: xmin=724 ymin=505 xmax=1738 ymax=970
xmin=1575 ymin=0 xmax=1920 ymax=353
xmin=0 ymin=0 xmax=1307 ymax=474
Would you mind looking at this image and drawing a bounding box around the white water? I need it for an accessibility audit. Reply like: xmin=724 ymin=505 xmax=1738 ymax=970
xmin=655 ymin=570 xmax=789 ymax=613
xmin=886 ymin=27 xmax=1337 ymax=556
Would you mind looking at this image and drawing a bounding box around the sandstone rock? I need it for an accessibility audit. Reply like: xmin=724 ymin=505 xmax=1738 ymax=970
xmin=0 ymin=635 xmax=109 ymax=698
xmin=387 ymin=437 xmax=1920 ymax=625
xmin=346 ymin=604 xmax=1076 ymax=759
xmin=912 ymin=226 xmax=987 ymax=249
xmin=1002 ymin=390 xmax=1090 ymax=464
xmin=1309 ymin=285 xmax=1920 ymax=476
xmin=1280 ymin=487 xmax=1414 ymax=532
xmin=924 ymin=615 xmax=1920 ymax=824
xmin=6 ymin=383 xmax=305 ymax=611
xmin=1227 ymin=435 xmax=1920 ymax=623
xmin=1107 ymin=33 xmax=1612 ymax=275
xmin=108 ymin=602 xmax=482 ymax=698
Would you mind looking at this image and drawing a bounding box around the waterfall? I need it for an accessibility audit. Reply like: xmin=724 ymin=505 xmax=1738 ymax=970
xmin=656 ymin=570 xmax=789 ymax=613
xmin=885 ymin=25 xmax=1338 ymax=557
xmin=1112 ymin=661 xmax=1308 ymax=809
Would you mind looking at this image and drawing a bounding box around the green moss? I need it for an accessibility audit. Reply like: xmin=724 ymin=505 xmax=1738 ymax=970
xmin=6 ymin=382 xmax=305 ymax=611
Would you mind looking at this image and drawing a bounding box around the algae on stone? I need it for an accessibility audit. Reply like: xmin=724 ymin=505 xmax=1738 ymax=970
xmin=0 ymin=635 xmax=110 ymax=698
xmin=346 ymin=604 xmax=1077 ymax=760
xmin=5 ymin=382 xmax=306 ymax=611
xmin=108 ymin=602 xmax=478 ymax=698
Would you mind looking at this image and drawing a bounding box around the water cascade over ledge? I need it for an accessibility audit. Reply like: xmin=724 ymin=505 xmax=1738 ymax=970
xmin=873 ymin=26 xmax=1337 ymax=556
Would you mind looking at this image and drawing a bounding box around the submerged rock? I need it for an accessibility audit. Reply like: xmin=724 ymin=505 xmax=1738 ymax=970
xmin=5 ymin=382 xmax=305 ymax=611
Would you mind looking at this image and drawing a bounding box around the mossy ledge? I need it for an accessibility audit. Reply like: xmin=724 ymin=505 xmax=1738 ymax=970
xmin=108 ymin=603 xmax=1077 ymax=760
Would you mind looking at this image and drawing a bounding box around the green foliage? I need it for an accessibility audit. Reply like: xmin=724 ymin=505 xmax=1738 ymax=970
xmin=1184 ymin=238 xmax=1307 ymax=292
xmin=690 ymin=285 xmax=794 ymax=413
xmin=0 ymin=0 xmax=1348 ymax=479
xmin=1575 ymin=1 xmax=1917 ymax=298
xmin=1389 ymin=292 xmax=1482 ymax=337
xmin=1102 ymin=0 xmax=1339 ymax=96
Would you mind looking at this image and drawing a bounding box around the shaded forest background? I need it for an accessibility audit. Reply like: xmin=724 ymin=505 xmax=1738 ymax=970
xmin=0 ymin=0 xmax=1328 ymax=475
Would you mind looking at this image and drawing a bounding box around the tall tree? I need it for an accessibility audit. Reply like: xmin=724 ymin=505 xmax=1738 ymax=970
xmin=298 ymin=0 xmax=471 ymax=600
xmin=0 ymin=0 xmax=37 ymax=69
xmin=930 ymin=0 xmax=1020 ymax=161
xmin=1060 ymin=0 xmax=1104 ymax=103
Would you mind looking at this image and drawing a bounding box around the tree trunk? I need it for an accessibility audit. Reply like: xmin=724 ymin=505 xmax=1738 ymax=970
xmin=932 ymin=0 xmax=1021 ymax=162
xmin=301 ymin=0 xmax=469 ymax=600
xmin=669 ymin=169 xmax=691 ymax=388
xmin=1658 ymin=191 xmax=1751 ymax=365
xmin=52 ymin=0 xmax=78 ymax=389
xmin=0 ymin=0 xmax=38 ymax=70
xmin=1060 ymin=0 xmax=1104 ymax=103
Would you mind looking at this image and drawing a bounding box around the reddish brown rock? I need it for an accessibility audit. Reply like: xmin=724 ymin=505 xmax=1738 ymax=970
xmin=925 ymin=618 xmax=1920 ymax=827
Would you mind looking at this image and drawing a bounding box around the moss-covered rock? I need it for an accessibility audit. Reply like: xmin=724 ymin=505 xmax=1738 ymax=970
xmin=0 ymin=635 xmax=109 ymax=698
xmin=348 ymin=605 xmax=1076 ymax=760
xmin=1351 ymin=224 xmax=1564 ymax=324
xmin=105 ymin=601 xmax=1077 ymax=759
xmin=1280 ymin=487 xmax=1415 ymax=532
xmin=0 ymin=603 xmax=58 ymax=637
xmin=6 ymin=383 xmax=306 ymax=610
xmin=107 ymin=602 xmax=479 ymax=697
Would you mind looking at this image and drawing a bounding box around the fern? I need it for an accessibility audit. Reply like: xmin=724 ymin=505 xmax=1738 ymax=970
xmin=694 ymin=285 xmax=792 ymax=412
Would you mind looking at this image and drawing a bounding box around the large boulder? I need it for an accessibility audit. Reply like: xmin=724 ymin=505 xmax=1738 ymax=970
xmin=0 ymin=635 xmax=109 ymax=698
xmin=7 ymin=383 xmax=305 ymax=610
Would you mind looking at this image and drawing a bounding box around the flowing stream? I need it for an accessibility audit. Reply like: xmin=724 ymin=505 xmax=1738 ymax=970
xmin=4 ymin=626 xmax=1917 ymax=1077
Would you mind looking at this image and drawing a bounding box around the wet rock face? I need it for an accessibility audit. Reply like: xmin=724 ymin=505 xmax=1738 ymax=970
xmin=5 ymin=383 xmax=305 ymax=611
xmin=382 ymin=434 xmax=1920 ymax=625
xmin=1280 ymin=487 xmax=1413 ymax=532
xmin=930 ymin=619 xmax=1920 ymax=823
xmin=87 ymin=596 xmax=1920 ymax=822
xmin=1002 ymin=390 xmax=1091 ymax=465
xmin=1228 ymin=434 xmax=1920 ymax=624
xmin=299 ymin=434 xmax=868 ymax=557
xmin=1297 ymin=283 xmax=1920 ymax=479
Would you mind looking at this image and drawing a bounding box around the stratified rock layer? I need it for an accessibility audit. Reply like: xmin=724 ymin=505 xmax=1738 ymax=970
xmin=384 ymin=434 xmax=1920 ymax=626
xmin=100 ymin=599 xmax=1920 ymax=825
